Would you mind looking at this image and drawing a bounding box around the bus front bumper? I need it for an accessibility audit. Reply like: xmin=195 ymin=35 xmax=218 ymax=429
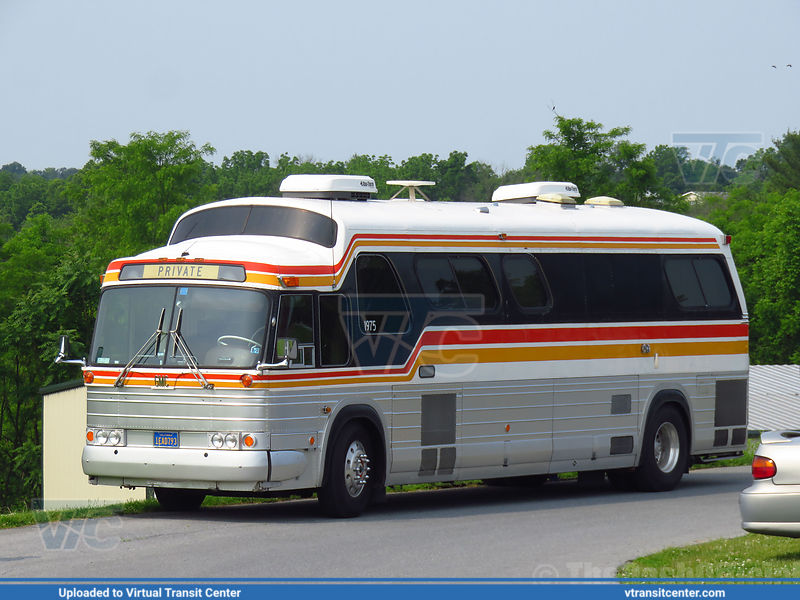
xmin=81 ymin=445 xmax=308 ymax=488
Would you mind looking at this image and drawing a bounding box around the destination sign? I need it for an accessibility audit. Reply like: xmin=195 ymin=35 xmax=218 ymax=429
xmin=142 ymin=264 xmax=221 ymax=280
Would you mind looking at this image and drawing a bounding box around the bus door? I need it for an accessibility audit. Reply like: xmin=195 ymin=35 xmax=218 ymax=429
xmin=268 ymin=294 xmax=321 ymax=452
xmin=550 ymin=375 xmax=639 ymax=472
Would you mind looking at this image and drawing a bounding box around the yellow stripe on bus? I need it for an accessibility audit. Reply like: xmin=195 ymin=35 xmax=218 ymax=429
xmin=260 ymin=339 xmax=749 ymax=389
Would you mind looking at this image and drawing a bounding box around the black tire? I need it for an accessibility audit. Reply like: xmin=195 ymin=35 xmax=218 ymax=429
xmin=318 ymin=422 xmax=373 ymax=518
xmin=606 ymin=469 xmax=637 ymax=491
xmin=633 ymin=405 xmax=688 ymax=492
xmin=154 ymin=487 xmax=206 ymax=511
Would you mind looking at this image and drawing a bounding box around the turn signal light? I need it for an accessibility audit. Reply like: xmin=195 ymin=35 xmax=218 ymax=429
xmin=241 ymin=374 xmax=253 ymax=388
xmin=279 ymin=276 xmax=299 ymax=287
xmin=752 ymin=455 xmax=777 ymax=480
xmin=86 ymin=430 xmax=94 ymax=442
xmin=243 ymin=435 xmax=255 ymax=447
xmin=84 ymin=371 xmax=95 ymax=384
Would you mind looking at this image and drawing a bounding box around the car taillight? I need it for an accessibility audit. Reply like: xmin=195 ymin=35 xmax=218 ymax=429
xmin=752 ymin=455 xmax=777 ymax=479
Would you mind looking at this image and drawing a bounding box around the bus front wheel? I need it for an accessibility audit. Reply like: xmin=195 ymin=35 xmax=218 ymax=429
xmin=318 ymin=422 xmax=373 ymax=518
xmin=633 ymin=405 xmax=687 ymax=492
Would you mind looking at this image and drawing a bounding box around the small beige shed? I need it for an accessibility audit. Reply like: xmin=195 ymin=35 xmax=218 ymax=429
xmin=41 ymin=380 xmax=146 ymax=509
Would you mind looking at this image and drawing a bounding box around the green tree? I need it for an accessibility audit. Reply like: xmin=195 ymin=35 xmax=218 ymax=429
xmin=745 ymin=189 xmax=800 ymax=363
xmin=0 ymin=173 xmax=49 ymax=230
xmin=730 ymin=148 xmax=771 ymax=191
xmin=66 ymin=131 xmax=216 ymax=265
xmin=344 ymin=154 xmax=397 ymax=198
xmin=650 ymin=145 xmax=691 ymax=195
xmin=215 ymin=150 xmax=277 ymax=199
xmin=525 ymin=116 xmax=676 ymax=208
xmin=764 ymin=130 xmax=800 ymax=194
xmin=0 ymin=162 xmax=27 ymax=179
xmin=0 ymin=213 xmax=96 ymax=509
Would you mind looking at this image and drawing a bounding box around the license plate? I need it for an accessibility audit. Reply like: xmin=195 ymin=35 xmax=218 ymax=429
xmin=154 ymin=431 xmax=179 ymax=447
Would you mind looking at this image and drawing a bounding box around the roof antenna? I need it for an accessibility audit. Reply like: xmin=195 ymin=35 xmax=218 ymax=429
xmin=386 ymin=180 xmax=435 ymax=201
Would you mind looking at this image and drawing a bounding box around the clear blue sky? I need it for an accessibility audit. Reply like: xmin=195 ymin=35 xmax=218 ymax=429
xmin=1 ymin=0 xmax=797 ymax=172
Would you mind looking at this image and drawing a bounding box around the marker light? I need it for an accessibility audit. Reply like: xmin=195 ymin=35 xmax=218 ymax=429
xmin=84 ymin=371 xmax=95 ymax=384
xmin=241 ymin=374 xmax=254 ymax=388
xmin=752 ymin=455 xmax=777 ymax=480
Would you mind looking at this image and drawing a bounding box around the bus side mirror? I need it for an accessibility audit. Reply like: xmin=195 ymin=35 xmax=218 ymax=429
xmin=58 ymin=335 xmax=70 ymax=360
xmin=277 ymin=338 xmax=298 ymax=360
xmin=55 ymin=334 xmax=86 ymax=367
xmin=257 ymin=338 xmax=298 ymax=371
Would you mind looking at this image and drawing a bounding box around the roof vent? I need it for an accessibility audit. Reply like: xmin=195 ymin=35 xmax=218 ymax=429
xmin=585 ymin=196 xmax=624 ymax=206
xmin=280 ymin=174 xmax=377 ymax=201
xmin=387 ymin=180 xmax=436 ymax=201
xmin=537 ymin=193 xmax=577 ymax=205
xmin=492 ymin=181 xmax=580 ymax=204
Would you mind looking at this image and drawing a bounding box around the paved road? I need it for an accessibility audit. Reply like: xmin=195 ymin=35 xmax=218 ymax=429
xmin=0 ymin=466 xmax=751 ymax=579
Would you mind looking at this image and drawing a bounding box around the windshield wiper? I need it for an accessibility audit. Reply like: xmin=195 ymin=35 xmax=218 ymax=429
xmin=114 ymin=308 xmax=213 ymax=390
xmin=115 ymin=309 xmax=166 ymax=388
xmin=170 ymin=308 xmax=214 ymax=390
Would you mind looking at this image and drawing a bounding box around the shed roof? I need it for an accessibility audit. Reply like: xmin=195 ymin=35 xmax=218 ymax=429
xmin=748 ymin=365 xmax=800 ymax=430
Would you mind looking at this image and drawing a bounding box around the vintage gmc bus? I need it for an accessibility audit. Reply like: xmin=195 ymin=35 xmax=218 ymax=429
xmin=57 ymin=175 xmax=749 ymax=517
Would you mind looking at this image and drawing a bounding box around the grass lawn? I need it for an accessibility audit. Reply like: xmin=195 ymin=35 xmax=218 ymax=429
xmin=617 ymin=534 xmax=800 ymax=579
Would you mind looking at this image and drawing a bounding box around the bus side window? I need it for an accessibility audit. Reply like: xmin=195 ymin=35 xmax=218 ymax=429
xmin=356 ymin=254 xmax=411 ymax=334
xmin=664 ymin=256 xmax=732 ymax=309
xmin=319 ymin=295 xmax=350 ymax=367
xmin=502 ymin=255 xmax=548 ymax=310
xmin=276 ymin=295 xmax=314 ymax=367
xmin=415 ymin=254 xmax=498 ymax=312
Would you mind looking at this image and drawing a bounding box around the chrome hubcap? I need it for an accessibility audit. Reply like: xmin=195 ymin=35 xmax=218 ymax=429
xmin=654 ymin=422 xmax=680 ymax=473
xmin=344 ymin=440 xmax=370 ymax=498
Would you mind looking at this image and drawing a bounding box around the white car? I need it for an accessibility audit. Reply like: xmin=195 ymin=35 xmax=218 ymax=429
xmin=740 ymin=431 xmax=800 ymax=537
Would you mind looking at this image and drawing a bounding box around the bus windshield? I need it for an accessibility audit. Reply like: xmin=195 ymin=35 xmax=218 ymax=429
xmin=90 ymin=286 xmax=270 ymax=369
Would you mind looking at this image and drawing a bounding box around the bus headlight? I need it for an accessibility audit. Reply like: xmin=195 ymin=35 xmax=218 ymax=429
xmin=109 ymin=430 xmax=122 ymax=446
xmin=225 ymin=433 xmax=238 ymax=449
xmin=210 ymin=433 xmax=224 ymax=448
xmin=96 ymin=430 xmax=109 ymax=445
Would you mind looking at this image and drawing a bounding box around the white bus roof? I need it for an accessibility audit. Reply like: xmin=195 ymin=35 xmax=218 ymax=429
xmin=106 ymin=179 xmax=729 ymax=290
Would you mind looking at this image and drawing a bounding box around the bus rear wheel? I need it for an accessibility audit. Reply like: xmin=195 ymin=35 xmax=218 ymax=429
xmin=154 ymin=487 xmax=206 ymax=511
xmin=318 ymin=422 xmax=373 ymax=518
xmin=633 ymin=405 xmax=687 ymax=492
